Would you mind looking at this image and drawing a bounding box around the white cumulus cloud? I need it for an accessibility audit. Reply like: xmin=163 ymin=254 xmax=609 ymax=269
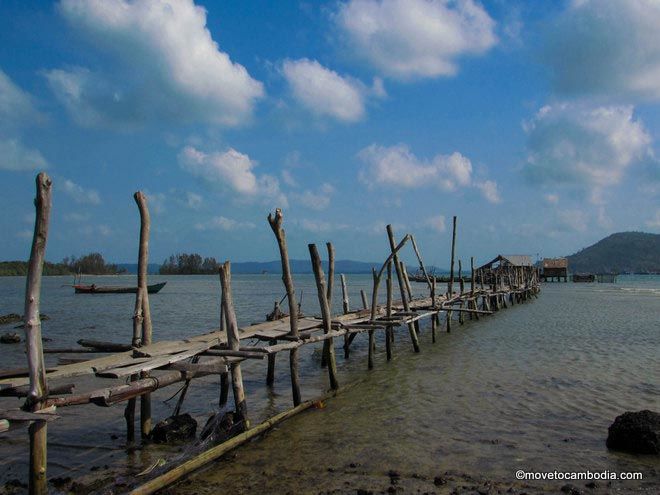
xmin=335 ymin=0 xmax=497 ymax=80
xmin=47 ymin=0 xmax=263 ymax=127
xmin=179 ymin=146 xmax=287 ymax=207
xmin=282 ymin=59 xmax=371 ymax=122
xmin=423 ymin=215 xmax=446 ymax=233
xmin=61 ymin=179 xmax=101 ymax=205
xmin=523 ymin=104 xmax=654 ymax=196
xmin=0 ymin=138 xmax=48 ymax=172
xmin=542 ymin=0 xmax=660 ymax=101
xmin=0 ymin=70 xmax=48 ymax=171
xmin=195 ymin=216 xmax=256 ymax=231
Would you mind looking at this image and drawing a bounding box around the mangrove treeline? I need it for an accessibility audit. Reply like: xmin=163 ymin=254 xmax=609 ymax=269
xmin=0 ymin=252 xmax=125 ymax=276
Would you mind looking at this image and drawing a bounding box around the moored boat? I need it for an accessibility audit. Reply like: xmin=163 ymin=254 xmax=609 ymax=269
xmin=73 ymin=281 xmax=167 ymax=294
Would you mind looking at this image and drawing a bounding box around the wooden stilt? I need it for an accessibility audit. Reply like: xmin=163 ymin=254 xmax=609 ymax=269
xmin=24 ymin=173 xmax=51 ymax=495
xmin=458 ymin=260 xmax=465 ymax=325
xmin=308 ymin=244 xmax=339 ymax=389
xmin=219 ymin=261 xmax=249 ymax=427
xmin=386 ymin=225 xmax=420 ymax=352
xmin=340 ymin=274 xmax=351 ymax=359
xmin=267 ymin=209 xmax=302 ymax=406
xmin=266 ymin=339 xmax=277 ymax=387
xmin=385 ymin=261 xmax=393 ymax=360
xmin=321 ymin=243 xmax=335 ymax=368
xmin=447 ymin=216 xmax=457 ymax=333
xmin=360 ymin=289 xmax=368 ymax=310
xmin=431 ymin=276 xmax=437 ymax=343
xmin=133 ymin=192 xmax=153 ymax=439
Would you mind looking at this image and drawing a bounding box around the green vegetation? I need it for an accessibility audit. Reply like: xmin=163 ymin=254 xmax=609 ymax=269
xmin=159 ymin=253 xmax=220 ymax=274
xmin=0 ymin=252 xmax=125 ymax=276
xmin=567 ymin=232 xmax=660 ymax=273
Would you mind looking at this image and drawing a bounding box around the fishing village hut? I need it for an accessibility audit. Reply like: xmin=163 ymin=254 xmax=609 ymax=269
xmin=541 ymin=257 xmax=568 ymax=282
xmin=477 ymin=254 xmax=534 ymax=287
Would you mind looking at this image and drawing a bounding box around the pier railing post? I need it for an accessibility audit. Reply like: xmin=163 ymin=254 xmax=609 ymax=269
xmin=308 ymin=244 xmax=339 ymax=389
xmin=386 ymin=225 xmax=420 ymax=352
xmin=267 ymin=209 xmax=302 ymax=406
xmin=321 ymin=242 xmax=335 ymax=368
xmin=133 ymin=191 xmax=153 ymax=438
xmin=219 ymin=261 xmax=249 ymax=427
xmin=447 ymin=216 xmax=457 ymax=333
xmin=24 ymin=172 xmax=51 ymax=495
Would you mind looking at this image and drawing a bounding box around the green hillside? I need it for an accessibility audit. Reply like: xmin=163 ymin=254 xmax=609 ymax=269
xmin=567 ymin=232 xmax=660 ymax=273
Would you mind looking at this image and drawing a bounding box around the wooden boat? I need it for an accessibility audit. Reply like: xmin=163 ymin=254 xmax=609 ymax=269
xmin=74 ymin=281 xmax=167 ymax=294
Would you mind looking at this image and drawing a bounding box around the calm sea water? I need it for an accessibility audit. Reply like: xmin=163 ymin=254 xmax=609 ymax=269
xmin=1 ymin=275 xmax=659 ymax=493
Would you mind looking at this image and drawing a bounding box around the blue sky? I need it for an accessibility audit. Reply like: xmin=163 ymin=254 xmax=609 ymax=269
xmin=1 ymin=0 xmax=659 ymax=267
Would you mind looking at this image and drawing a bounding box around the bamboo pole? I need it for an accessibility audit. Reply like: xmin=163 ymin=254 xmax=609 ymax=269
xmin=24 ymin=172 xmax=51 ymax=495
xmin=458 ymin=260 xmax=465 ymax=325
xmin=447 ymin=216 xmax=457 ymax=333
xmin=360 ymin=290 xmax=368 ymax=310
xmin=219 ymin=300 xmax=229 ymax=406
xmin=386 ymin=225 xmax=420 ymax=352
xmin=133 ymin=191 xmax=153 ymax=439
xmin=431 ymin=276 xmax=437 ymax=343
xmin=340 ymin=274 xmax=351 ymax=358
xmin=385 ymin=261 xmax=393 ymax=360
xmin=321 ymin=243 xmax=335 ymax=368
xmin=219 ymin=262 xmax=249 ymax=427
xmin=308 ymin=244 xmax=339 ymax=389
xmin=410 ymin=235 xmax=433 ymax=294
xmin=267 ymin=209 xmax=302 ymax=406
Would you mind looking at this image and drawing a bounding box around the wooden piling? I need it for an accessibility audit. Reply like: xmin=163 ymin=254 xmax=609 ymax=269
xmin=458 ymin=260 xmax=465 ymax=325
xmin=386 ymin=225 xmax=420 ymax=352
xmin=219 ymin=261 xmax=249 ymax=427
xmin=308 ymin=244 xmax=339 ymax=389
xmin=321 ymin=243 xmax=335 ymax=368
xmin=267 ymin=209 xmax=302 ymax=406
xmin=385 ymin=262 xmax=393 ymax=360
xmin=340 ymin=274 xmax=351 ymax=358
xmin=431 ymin=276 xmax=437 ymax=343
xmin=134 ymin=191 xmax=153 ymax=439
xmin=24 ymin=172 xmax=51 ymax=495
xmin=360 ymin=289 xmax=368 ymax=310
xmin=447 ymin=216 xmax=457 ymax=333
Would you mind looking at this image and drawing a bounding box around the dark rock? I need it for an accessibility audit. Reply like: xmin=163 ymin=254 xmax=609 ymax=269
xmin=584 ymin=481 xmax=597 ymax=489
xmin=560 ymin=484 xmax=582 ymax=494
xmin=150 ymin=413 xmax=197 ymax=443
xmin=606 ymin=410 xmax=660 ymax=454
xmin=0 ymin=332 xmax=21 ymax=344
xmin=199 ymin=411 xmax=244 ymax=444
xmin=0 ymin=313 xmax=21 ymax=326
xmin=50 ymin=476 xmax=71 ymax=488
xmin=434 ymin=476 xmax=447 ymax=486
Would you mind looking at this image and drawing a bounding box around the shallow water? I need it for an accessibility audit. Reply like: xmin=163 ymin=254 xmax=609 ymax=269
xmin=1 ymin=275 xmax=659 ymax=493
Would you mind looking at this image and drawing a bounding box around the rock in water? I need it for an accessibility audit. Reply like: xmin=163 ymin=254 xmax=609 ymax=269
xmin=150 ymin=414 xmax=197 ymax=444
xmin=0 ymin=332 xmax=21 ymax=344
xmin=199 ymin=411 xmax=245 ymax=444
xmin=606 ymin=410 xmax=660 ymax=454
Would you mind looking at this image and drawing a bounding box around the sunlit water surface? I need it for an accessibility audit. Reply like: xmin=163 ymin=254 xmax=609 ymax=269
xmin=0 ymin=275 xmax=658 ymax=493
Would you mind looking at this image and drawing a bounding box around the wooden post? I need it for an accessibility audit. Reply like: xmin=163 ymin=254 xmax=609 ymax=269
xmin=219 ymin=300 xmax=230 ymax=405
xmin=401 ymin=262 xmax=413 ymax=303
xmin=266 ymin=339 xmax=277 ymax=386
xmin=308 ymin=244 xmax=339 ymax=390
xmin=385 ymin=261 xmax=393 ymax=361
xmin=321 ymin=243 xmax=335 ymax=368
xmin=267 ymin=209 xmax=302 ymax=406
xmin=219 ymin=262 xmax=249 ymax=427
xmin=360 ymin=289 xmax=368 ymax=310
xmin=25 ymin=172 xmax=51 ymax=495
xmin=458 ymin=260 xmax=465 ymax=325
xmin=340 ymin=274 xmax=350 ymax=358
xmin=410 ymin=235 xmax=433 ymax=295
xmin=431 ymin=276 xmax=437 ymax=343
xmin=447 ymin=216 xmax=457 ymax=333
xmin=470 ymin=257 xmax=478 ymax=321
xmin=134 ymin=191 xmax=153 ymax=439
xmin=386 ymin=225 xmax=420 ymax=352
xmin=368 ymin=269 xmax=377 ymax=369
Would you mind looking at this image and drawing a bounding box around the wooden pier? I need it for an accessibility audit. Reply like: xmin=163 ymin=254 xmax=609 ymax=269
xmin=0 ymin=173 xmax=541 ymax=494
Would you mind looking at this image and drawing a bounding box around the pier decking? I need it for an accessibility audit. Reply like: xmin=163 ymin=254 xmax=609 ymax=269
xmin=0 ymin=173 xmax=541 ymax=494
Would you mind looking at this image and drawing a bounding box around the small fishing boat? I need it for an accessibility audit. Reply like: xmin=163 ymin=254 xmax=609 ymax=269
xmin=73 ymin=281 xmax=167 ymax=294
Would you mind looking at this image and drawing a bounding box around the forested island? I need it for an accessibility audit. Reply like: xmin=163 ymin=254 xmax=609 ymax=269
xmin=0 ymin=252 xmax=125 ymax=276
xmin=566 ymin=232 xmax=660 ymax=273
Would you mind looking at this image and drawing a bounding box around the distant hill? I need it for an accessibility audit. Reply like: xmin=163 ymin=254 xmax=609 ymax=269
xmin=566 ymin=232 xmax=660 ymax=273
